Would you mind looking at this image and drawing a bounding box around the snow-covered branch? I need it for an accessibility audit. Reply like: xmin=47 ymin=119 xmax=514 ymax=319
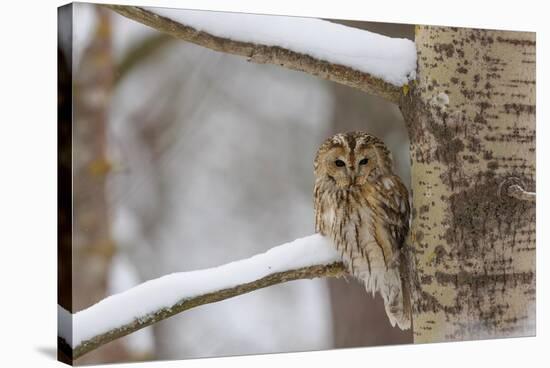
xmin=105 ymin=5 xmax=416 ymax=103
xmin=58 ymin=234 xmax=345 ymax=360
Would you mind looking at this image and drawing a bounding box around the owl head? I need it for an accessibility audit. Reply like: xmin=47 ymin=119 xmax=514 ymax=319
xmin=314 ymin=132 xmax=393 ymax=189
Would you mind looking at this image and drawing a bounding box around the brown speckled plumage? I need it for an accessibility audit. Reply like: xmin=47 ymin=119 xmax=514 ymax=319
xmin=314 ymin=132 xmax=411 ymax=330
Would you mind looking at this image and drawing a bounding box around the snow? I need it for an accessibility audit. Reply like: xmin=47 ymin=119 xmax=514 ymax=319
xmin=146 ymin=7 xmax=416 ymax=86
xmin=58 ymin=304 xmax=73 ymax=347
xmin=107 ymin=255 xmax=155 ymax=354
xmin=66 ymin=234 xmax=339 ymax=348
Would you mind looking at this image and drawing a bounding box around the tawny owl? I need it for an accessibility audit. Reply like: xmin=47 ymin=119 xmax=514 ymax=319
xmin=314 ymin=131 xmax=411 ymax=330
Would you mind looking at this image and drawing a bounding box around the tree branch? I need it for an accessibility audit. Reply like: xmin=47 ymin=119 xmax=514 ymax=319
xmin=498 ymin=177 xmax=536 ymax=202
xmin=67 ymin=263 xmax=344 ymax=360
xmin=507 ymin=184 xmax=536 ymax=202
xmin=59 ymin=235 xmax=346 ymax=360
xmin=105 ymin=5 xmax=410 ymax=103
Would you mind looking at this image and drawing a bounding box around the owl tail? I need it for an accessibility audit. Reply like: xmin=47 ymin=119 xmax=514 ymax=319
xmin=381 ymin=266 xmax=412 ymax=330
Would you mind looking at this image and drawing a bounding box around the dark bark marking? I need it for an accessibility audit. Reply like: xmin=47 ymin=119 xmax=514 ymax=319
xmin=496 ymin=36 xmax=535 ymax=47
xmin=445 ymin=174 xmax=534 ymax=254
xmin=434 ymin=42 xmax=455 ymax=57
xmin=503 ymin=103 xmax=535 ymax=116
xmin=435 ymin=270 xmax=533 ymax=288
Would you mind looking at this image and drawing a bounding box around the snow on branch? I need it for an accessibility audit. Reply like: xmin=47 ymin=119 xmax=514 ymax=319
xmin=105 ymin=5 xmax=417 ymax=103
xmin=58 ymin=234 xmax=345 ymax=360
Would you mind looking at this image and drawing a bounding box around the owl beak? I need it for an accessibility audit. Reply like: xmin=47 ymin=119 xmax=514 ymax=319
xmin=348 ymin=170 xmax=356 ymax=187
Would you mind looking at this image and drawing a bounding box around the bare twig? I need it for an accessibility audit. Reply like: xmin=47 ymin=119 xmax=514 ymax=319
xmin=64 ymin=262 xmax=345 ymax=360
xmin=498 ymin=177 xmax=536 ymax=202
xmin=105 ymin=5 xmax=405 ymax=103
xmin=507 ymin=184 xmax=536 ymax=202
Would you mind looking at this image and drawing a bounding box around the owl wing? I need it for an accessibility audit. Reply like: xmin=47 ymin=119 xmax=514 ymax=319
xmin=370 ymin=174 xmax=412 ymax=329
xmin=368 ymin=175 xmax=410 ymax=267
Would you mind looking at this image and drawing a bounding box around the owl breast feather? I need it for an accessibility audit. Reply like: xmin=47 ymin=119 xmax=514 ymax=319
xmin=321 ymin=191 xmax=388 ymax=294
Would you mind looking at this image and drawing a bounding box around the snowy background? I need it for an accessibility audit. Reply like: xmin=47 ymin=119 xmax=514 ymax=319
xmin=62 ymin=3 xmax=414 ymax=364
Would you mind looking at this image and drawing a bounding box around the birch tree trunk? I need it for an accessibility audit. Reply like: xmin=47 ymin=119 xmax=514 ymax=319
xmin=400 ymin=26 xmax=536 ymax=343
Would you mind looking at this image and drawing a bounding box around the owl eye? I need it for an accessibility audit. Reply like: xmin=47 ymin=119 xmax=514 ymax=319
xmin=359 ymin=158 xmax=369 ymax=165
xmin=334 ymin=160 xmax=346 ymax=167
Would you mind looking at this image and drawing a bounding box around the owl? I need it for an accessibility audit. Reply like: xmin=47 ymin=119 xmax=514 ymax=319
xmin=314 ymin=131 xmax=411 ymax=330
